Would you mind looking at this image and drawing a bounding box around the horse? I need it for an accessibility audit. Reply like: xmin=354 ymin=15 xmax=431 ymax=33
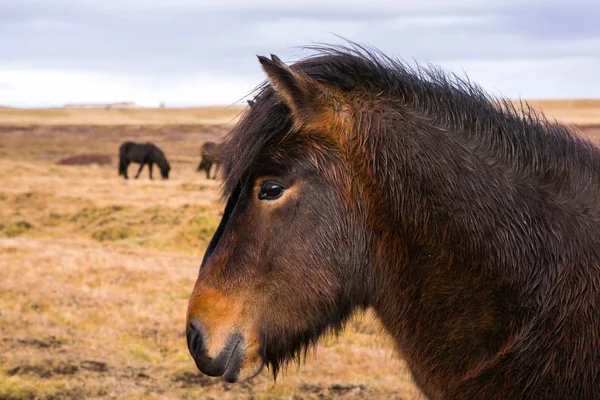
xmin=185 ymin=46 xmax=600 ymax=399
xmin=197 ymin=141 xmax=222 ymax=180
xmin=118 ymin=141 xmax=170 ymax=180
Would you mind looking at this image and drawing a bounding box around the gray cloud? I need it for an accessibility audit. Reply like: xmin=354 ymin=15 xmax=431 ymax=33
xmin=1 ymin=0 xmax=599 ymax=106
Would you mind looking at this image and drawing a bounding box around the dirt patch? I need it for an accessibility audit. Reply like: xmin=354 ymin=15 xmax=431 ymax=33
xmin=7 ymin=362 xmax=78 ymax=378
xmin=329 ymin=383 xmax=367 ymax=396
xmin=9 ymin=336 xmax=65 ymax=349
xmin=121 ymin=366 xmax=152 ymax=381
xmin=172 ymin=371 xmax=221 ymax=388
xmin=79 ymin=360 xmax=108 ymax=373
xmin=296 ymin=383 xmax=374 ymax=399
xmin=299 ymin=383 xmax=326 ymax=395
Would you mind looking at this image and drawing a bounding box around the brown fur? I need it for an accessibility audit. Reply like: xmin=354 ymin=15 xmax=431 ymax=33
xmin=187 ymin=44 xmax=600 ymax=399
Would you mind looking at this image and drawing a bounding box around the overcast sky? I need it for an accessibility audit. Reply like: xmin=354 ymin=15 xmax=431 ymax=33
xmin=2 ymin=0 xmax=599 ymax=107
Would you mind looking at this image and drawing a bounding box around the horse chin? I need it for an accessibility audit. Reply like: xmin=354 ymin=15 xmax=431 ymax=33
xmin=228 ymin=337 xmax=266 ymax=382
xmin=232 ymin=357 xmax=265 ymax=382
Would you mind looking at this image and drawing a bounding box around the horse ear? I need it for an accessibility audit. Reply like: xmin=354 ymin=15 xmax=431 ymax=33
xmin=257 ymin=54 xmax=352 ymax=131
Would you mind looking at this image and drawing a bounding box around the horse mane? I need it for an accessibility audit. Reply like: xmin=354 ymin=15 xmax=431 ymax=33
xmin=222 ymin=44 xmax=600 ymax=204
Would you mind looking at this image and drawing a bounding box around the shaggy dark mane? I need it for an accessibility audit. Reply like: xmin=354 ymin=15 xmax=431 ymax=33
xmin=222 ymin=43 xmax=600 ymax=204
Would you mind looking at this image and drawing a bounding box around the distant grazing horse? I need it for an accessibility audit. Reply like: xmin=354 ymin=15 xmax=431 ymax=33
xmin=119 ymin=142 xmax=170 ymax=180
xmin=197 ymin=141 xmax=222 ymax=179
xmin=186 ymin=46 xmax=600 ymax=399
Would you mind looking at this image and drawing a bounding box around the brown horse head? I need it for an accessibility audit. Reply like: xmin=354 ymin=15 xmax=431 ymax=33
xmin=187 ymin=46 xmax=600 ymax=398
xmin=186 ymin=53 xmax=375 ymax=382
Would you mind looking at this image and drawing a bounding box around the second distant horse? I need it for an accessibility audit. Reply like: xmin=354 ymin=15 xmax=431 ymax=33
xmin=197 ymin=141 xmax=222 ymax=180
xmin=119 ymin=142 xmax=171 ymax=180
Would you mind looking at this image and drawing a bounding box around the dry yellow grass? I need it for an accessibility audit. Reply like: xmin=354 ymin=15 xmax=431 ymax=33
xmin=0 ymin=120 xmax=421 ymax=400
xmin=0 ymin=99 xmax=600 ymax=125
xmin=1 ymin=99 xmax=600 ymax=127
xmin=0 ymin=106 xmax=245 ymax=126
xmin=523 ymin=99 xmax=600 ymax=126
xmin=1 ymin=103 xmax=599 ymax=400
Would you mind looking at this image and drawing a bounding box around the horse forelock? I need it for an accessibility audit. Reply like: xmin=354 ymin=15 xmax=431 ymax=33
xmin=220 ymin=89 xmax=292 ymax=200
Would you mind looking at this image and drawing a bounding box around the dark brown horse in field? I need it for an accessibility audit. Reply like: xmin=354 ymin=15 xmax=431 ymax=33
xmin=186 ymin=46 xmax=600 ymax=399
xmin=119 ymin=141 xmax=170 ymax=179
xmin=197 ymin=141 xmax=222 ymax=180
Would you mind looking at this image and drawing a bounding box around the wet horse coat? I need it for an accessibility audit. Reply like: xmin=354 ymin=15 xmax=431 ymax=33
xmin=186 ymin=46 xmax=600 ymax=399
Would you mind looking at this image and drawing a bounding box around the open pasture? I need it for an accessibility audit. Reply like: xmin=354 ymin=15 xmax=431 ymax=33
xmin=1 ymin=103 xmax=599 ymax=399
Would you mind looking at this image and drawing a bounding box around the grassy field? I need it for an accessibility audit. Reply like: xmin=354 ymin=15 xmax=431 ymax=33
xmin=525 ymin=99 xmax=600 ymax=125
xmin=1 ymin=102 xmax=599 ymax=400
xmin=0 ymin=107 xmax=245 ymax=126
xmin=1 ymin=99 xmax=600 ymax=126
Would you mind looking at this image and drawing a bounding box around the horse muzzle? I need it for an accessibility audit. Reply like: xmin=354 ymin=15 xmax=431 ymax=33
xmin=186 ymin=320 xmax=245 ymax=382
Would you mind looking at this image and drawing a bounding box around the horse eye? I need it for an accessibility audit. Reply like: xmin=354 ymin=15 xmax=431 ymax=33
xmin=258 ymin=182 xmax=284 ymax=201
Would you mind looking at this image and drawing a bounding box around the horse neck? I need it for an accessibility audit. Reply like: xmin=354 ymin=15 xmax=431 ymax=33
xmin=354 ymin=120 xmax=512 ymax=387
xmin=359 ymin=114 xmax=549 ymax=288
xmin=150 ymin=151 xmax=166 ymax=168
xmin=359 ymin=107 xmax=600 ymax=315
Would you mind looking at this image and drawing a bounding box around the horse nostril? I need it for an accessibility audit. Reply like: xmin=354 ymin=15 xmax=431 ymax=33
xmin=186 ymin=320 xmax=206 ymax=360
xmin=186 ymin=321 xmax=246 ymax=378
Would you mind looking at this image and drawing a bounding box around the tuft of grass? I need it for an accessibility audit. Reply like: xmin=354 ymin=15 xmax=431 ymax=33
xmin=92 ymin=225 xmax=132 ymax=241
xmin=126 ymin=344 xmax=161 ymax=363
xmin=0 ymin=374 xmax=83 ymax=400
xmin=178 ymin=183 xmax=212 ymax=192
xmin=1 ymin=221 xmax=33 ymax=237
xmin=0 ymin=375 xmax=37 ymax=400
